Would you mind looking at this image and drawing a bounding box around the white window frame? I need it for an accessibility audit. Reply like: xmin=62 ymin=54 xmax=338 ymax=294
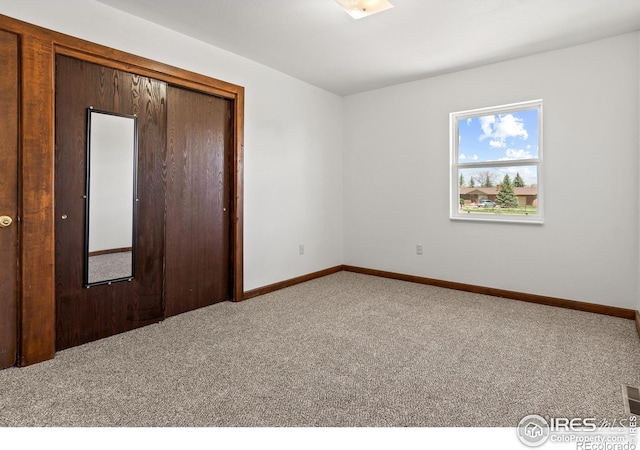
xmin=450 ymin=99 xmax=543 ymax=224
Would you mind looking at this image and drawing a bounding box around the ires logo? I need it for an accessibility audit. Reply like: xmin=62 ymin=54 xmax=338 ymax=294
xmin=518 ymin=415 xmax=550 ymax=447
xmin=549 ymin=417 xmax=598 ymax=432
xmin=517 ymin=416 xmax=601 ymax=447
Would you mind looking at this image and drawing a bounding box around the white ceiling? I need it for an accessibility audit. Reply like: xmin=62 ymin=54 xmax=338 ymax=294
xmin=96 ymin=0 xmax=640 ymax=96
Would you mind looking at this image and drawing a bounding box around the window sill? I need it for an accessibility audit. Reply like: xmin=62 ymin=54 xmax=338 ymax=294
xmin=450 ymin=214 xmax=544 ymax=224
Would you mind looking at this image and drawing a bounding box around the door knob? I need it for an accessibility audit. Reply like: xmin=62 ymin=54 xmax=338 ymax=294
xmin=0 ymin=216 xmax=13 ymax=227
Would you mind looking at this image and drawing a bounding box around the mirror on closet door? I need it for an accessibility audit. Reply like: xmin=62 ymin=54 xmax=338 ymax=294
xmin=84 ymin=108 xmax=138 ymax=287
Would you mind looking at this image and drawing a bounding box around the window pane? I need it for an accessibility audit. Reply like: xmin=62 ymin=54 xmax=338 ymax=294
xmin=458 ymin=108 xmax=539 ymax=163
xmin=458 ymin=166 xmax=538 ymax=215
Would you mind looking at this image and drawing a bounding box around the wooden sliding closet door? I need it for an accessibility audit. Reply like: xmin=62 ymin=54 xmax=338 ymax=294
xmin=165 ymin=87 xmax=232 ymax=317
xmin=0 ymin=30 xmax=19 ymax=368
xmin=55 ymin=56 xmax=167 ymax=349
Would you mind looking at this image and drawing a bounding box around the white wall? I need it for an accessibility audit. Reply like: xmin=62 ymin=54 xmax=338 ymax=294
xmin=344 ymin=33 xmax=640 ymax=309
xmin=0 ymin=0 xmax=344 ymax=291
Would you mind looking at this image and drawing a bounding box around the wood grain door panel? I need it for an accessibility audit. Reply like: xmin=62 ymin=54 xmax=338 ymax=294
xmin=55 ymin=56 xmax=167 ymax=350
xmin=0 ymin=30 xmax=19 ymax=368
xmin=165 ymin=87 xmax=232 ymax=317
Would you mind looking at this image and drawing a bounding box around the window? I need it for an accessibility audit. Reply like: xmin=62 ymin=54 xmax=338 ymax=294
xmin=450 ymin=99 xmax=543 ymax=223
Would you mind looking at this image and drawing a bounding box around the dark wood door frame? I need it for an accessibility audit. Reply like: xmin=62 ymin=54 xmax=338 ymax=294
xmin=0 ymin=14 xmax=244 ymax=367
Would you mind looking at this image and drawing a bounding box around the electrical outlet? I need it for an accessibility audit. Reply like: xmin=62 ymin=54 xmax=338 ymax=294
xmin=416 ymin=244 xmax=423 ymax=255
xmin=299 ymin=244 xmax=304 ymax=255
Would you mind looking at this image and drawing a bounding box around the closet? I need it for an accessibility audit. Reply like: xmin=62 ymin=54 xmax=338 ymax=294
xmin=55 ymin=56 xmax=234 ymax=349
xmin=0 ymin=13 xmax=244 ymax=365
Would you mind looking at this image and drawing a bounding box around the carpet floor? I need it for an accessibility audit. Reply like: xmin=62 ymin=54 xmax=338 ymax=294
xmin=1 ymin=272 xmax=638 ymax=427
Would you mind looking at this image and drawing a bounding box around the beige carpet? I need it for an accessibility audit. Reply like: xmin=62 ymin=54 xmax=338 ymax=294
xmin=0 ymin=271 xmax=638 ymax=427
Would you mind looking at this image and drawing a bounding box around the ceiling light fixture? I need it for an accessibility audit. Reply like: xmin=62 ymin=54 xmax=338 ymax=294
xmin=335 ymin=0 xmax=394 ymax=20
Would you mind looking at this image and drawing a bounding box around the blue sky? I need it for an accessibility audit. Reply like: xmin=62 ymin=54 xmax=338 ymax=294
xmin=458 ymin=108 xmax=538 ymax=163
xmin=458 ymin=108 xmax=539 ymax=186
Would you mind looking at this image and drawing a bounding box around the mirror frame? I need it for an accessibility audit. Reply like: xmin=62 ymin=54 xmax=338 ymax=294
xmin=84 ymin=107 xmax=139 ymax=288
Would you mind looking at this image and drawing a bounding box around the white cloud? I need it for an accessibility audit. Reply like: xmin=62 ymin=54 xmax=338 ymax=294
xmin=460 ymin=153 xmax=466 ymax=160
xmin=479 ymin=115 xmax=495 ymax=140
xmin=472 ymin=154 xmax=479 ymax=161
xmin=505 ymin=148 xmax=533 ymax=159
xmin=490 ymin=140 xmax=506 ymax=148
xmin=479 ymin=113 xmax=528 ymax=145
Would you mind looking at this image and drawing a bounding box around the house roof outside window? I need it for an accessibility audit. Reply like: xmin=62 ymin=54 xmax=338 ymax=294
xmin=460 ymin=186 xmax=537 ymax=196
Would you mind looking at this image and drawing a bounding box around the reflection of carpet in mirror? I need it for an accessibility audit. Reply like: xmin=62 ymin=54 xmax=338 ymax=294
xmin=88 ymin=251 xmax=133 ymax=284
